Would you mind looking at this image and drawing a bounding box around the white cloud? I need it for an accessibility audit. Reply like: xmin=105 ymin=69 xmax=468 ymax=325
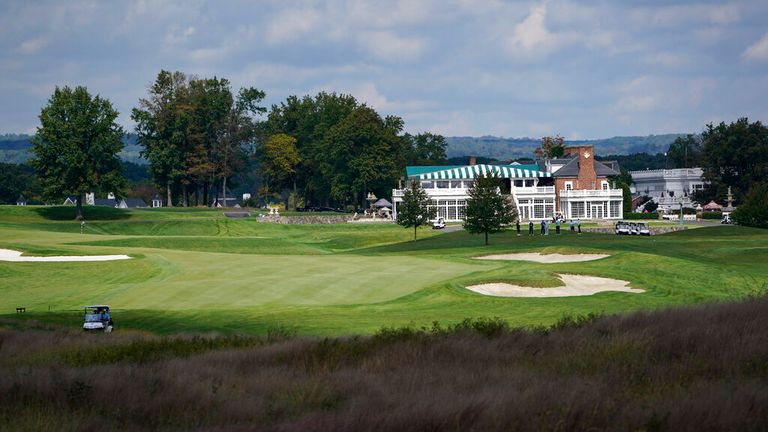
xmin=266 ymin=8 xmax=321 ymax=44
xmin=357 ymin=31 xmax=426 ymax=62
xmin=506 ymin=5 xmax=557 ymax=54
xmin=616 ymin=76 xmax=665 ymax=112
xmin=743 ymin=33 xmax=768 ymax=61
xmin=17 ymin=38 xmax=47 ymax=55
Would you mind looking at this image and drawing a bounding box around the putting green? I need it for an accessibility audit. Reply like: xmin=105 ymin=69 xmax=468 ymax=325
xmin=1 ymin=206 xmax=766 ymax=335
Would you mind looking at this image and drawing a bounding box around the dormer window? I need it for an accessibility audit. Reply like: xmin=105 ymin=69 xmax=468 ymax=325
xmin=601 ymin=181 xmax=609 ymax=191
xmin=565 ymin=181 xmax=573 ymax=191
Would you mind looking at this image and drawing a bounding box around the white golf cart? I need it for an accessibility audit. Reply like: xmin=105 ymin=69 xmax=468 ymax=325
xmin=83 ymin=305 xmax=113 ymax=332
xmin=432 ymin=217 xmax=446 ymax=229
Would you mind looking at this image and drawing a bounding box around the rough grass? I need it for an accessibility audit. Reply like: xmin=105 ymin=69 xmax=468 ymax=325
xmin=1 ymin=296 xmax=767 ymax=431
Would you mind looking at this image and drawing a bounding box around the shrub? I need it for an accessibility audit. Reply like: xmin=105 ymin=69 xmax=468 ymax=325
xmin=703 ymin=211 xmax=722 ymax=220
xmin=625 ymin=212 xmax=658 ymax=220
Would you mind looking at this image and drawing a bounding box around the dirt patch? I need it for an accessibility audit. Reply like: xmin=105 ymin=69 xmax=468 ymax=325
xmin=466 ymin=274 xmax=643 ymax=297
xmin=475 ymin=252 xmax=610 ymax=263
xmin=0 ymin=248 xmax=131 ymax=262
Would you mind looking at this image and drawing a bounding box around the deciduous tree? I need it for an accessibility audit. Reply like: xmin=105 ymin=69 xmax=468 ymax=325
xmin=700 ymin=118 xmax=768 ymax=203
xmin=31 ymin=86 xmax=125 ymax=219
xmin=667 ymin=134 xmax=702 ymax=168
xmin=464 ymin=173 xmax=517 ymax=245
xmin=260 ymin=134 xmax=300 ymax=207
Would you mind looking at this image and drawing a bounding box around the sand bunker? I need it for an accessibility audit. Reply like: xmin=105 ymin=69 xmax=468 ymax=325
xmin=466 ymin=274 xmax=643 ymax=297
xmin=475 ymin=252 xmax=610 ymax=263
xmin=0 ymin=248 xmax=131 ymax=262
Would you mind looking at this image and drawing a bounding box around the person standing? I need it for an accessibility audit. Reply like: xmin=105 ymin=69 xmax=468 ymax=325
xmin=540 ymin=219 xmax=545 ymax=235
xmin=570 ymin=219 xmax=575 ymax=233
xmin=577 ymin=218 xmax=582 ymax=234
xmin=529 ymin=220 xmax=534 ymax=236
xmin=555 ymin=218 xmax=561 ymax=234
xmin=516 ymin=220 xmax=521 ymax=236
xmin=545 ymin=220 xmax=550 ymax=235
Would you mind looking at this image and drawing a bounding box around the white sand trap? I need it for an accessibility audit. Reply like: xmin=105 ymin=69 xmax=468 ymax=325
xmin=0 ymin=248 xmax=131 ymax=262
xmin=467 ymin=274 xmax=643 ymax=297
xmin=475 ymin=252 xmax=610 ymax=263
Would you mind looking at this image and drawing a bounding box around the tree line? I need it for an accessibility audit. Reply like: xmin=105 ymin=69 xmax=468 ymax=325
xmin=25 ymin=70 xmax=449 ymax=215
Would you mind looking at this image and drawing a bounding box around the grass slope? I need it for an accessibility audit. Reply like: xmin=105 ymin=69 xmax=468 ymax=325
xmin=0 ymin=205 xmax=766 ymax=335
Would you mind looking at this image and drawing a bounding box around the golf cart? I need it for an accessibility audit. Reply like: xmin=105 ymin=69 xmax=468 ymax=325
xmin=432 ymin=217 xmax=446 ymax=229
xmin=83 ymin=305 xmax=113 ymax=332
xmin=615 ymin=221 xmax=631 ymax=235
xmin=634 ymin=222 xmax=651 ymax=236
xmin=721 ymin=212 xmax=733 ymax=224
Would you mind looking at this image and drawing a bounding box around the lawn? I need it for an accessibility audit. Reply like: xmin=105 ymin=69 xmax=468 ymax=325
xmin=1 ymin=205 xmax=766 ymax=335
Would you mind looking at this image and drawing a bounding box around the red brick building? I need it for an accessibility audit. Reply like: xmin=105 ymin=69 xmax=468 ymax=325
xmin=540 ymin=145 xmax=624 ymax=219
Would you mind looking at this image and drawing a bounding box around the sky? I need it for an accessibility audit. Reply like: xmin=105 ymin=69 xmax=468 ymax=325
xmin=1 ymin=0 xmax=767 ymax=139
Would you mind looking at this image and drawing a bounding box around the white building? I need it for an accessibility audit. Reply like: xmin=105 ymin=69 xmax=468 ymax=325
xmin=392 ymin=147 xmax=624 ymax=222
xmin=630 ymin=168 xmax=707 ymax=211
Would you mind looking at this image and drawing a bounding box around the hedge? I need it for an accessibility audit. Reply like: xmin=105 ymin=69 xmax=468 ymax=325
xmin=625 ymin=212 xmax=658 ymax=220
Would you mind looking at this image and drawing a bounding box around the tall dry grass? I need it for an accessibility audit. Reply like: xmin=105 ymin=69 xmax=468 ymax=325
xmin=1 ymin=298 xmax=768 ymax=431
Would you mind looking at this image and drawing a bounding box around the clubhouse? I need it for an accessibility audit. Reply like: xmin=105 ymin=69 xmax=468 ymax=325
xmin=392 ymin=145 xmax=624 ymax=222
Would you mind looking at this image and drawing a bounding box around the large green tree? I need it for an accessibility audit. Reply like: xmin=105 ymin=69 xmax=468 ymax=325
xmin=396 ymin=180 xmax=437 ymax=240
xmin=133 ymin=71 xmax=265 ymax=207
xmin=31 ymin=86 xmax=125 ymax=219
xmin=667 ymin=134 xmax=702 ymax=168
xmin=700 ymin=118 xmax=768 ymax=203
xmin=463 ymin=173 xmax=517 ymax=245
xmin=132 ymin=70 xmax=190 ymax=207
xmin=260 ymin=133 xmax=300 ymax=207
xmin=405 ymin=132 xmax=448 ymax=165
xmin=733 ymin=182 xmax=768 ymax=229
xmin=321 ymin=107 xmax=403 ymax=207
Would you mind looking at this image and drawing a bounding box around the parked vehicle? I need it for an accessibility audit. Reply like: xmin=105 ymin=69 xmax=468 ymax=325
xmin=83 ymin=305 xmax=113 ymax=332
xmin=721 ymin=212 xmax=733 ymax=224
xmin=615 ymin=222 xmax=631 ymax=235
xmin=635 ymin=222 xmax=651 ymax=236
xmin=432 ymin=217 xmax=446 ymax=229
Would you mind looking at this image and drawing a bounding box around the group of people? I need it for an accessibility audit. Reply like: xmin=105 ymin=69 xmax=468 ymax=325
xmin=515 ymin=216 xmax=582 ymax=236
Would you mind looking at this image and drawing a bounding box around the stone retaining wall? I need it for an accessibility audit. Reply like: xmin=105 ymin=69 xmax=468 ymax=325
xmin=255 ymin=215 xmax=351 ymax=224
xmin=582 ymin=226 xmax=687 ymax=235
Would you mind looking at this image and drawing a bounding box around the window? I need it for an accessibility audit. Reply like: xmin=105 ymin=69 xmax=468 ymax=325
xmin=525 ymin=179 xmax=535 ymax=187
xmin=601 ymin=181 xmax=609 ymax=191
xmin=514 ymin=180 xmax=524 ymax=187
xmin=571 ymin=201 xmax=585 ymax=218
xmin=610 ymin=200 xmax=620 ymax=218
xmin=436 ymin=181 xmax=449 ymax=189
xmin=565 ymin=181 xmax=573 ymax=191
xmin=450 ymin=181 xmax=462 ymax=189
xmin=463 ymin=180 xmax=474 ymax=189
xmin=421 ymin=181 xmax=434 ymax=189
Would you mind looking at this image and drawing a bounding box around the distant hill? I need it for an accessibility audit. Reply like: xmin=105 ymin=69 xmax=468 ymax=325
xmin=0 ymin=134 xmax=144 ymax=164
xmin=445 ymin=134 xmax=687 ymax=159
xmin=1 ymin=133 xmax=686 ymax=164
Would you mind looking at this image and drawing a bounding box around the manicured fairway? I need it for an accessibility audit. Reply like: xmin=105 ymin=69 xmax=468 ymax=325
xmin=1 ymin=206 xmax=766 ymax=335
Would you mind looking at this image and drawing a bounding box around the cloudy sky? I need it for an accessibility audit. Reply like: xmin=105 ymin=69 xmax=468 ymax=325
xmin=1 ymin=0 xmax=767 ymax=138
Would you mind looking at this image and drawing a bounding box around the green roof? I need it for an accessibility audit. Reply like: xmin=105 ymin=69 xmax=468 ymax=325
xmin=406 ymin=166 xmax=463 ymax=177
xmin=406 ymin=163 xmax=544 ymax=178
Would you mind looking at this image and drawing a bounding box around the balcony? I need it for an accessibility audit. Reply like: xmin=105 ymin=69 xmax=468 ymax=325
xmin=559 ymin=189 xmax=623 ymax=198
xmin=513 ymin=186 xmax=555 ymax=195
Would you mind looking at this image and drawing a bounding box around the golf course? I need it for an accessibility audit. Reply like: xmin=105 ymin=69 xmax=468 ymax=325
xmin=1 ymin=205 xmax=767 ymax=335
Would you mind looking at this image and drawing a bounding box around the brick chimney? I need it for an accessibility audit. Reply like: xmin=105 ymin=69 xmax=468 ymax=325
xmin=469 ymin=156 xmax=477 ymax=166
xmin=576 ymin=145 xmax=597 ymax=189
